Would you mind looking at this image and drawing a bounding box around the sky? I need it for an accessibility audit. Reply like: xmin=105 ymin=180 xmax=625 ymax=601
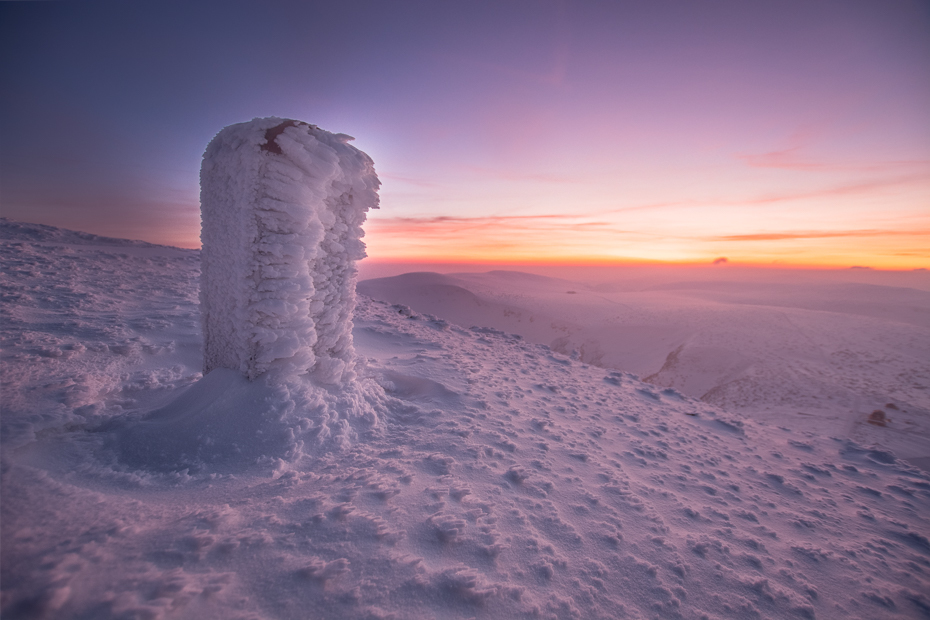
xmin=1 ymin=0 xmax=928 ymax=269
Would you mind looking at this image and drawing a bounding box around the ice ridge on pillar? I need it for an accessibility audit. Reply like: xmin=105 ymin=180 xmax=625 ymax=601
xmin=199 ymin=117 xmax=380 ymax=383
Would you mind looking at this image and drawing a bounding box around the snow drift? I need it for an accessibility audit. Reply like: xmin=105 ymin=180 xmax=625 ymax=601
xmin=200 ymin=117 xmax=379 ymax=384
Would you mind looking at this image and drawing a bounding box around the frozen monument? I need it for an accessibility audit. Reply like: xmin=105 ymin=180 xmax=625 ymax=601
xmin=200 ymin=118 xmax=380 ymax=384
xmin=112 ymin=119 xmax=381 ymax=472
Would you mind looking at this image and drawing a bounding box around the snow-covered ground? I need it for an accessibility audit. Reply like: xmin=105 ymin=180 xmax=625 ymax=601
xmin=359 ymin=268 xmax=930 ymax=470
xmin=2 ymin=219 xmax=930 ymax=619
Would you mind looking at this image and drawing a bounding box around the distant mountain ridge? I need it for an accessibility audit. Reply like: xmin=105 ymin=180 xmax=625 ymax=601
xmin=0 ymin=217 xmax=188 ymax=250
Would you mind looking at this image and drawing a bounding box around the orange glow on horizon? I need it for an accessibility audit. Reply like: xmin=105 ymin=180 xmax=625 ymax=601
xmin=360 ymin=255 xmax=929 ymax=272
xmin=362 ymin=215 xmax=930 ymax=271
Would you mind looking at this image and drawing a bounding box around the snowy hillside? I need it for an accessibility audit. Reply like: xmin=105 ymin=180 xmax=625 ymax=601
xmin=359 ymin=269 xmax=930 ymax=469
xmin=2 ymin=220 xmax=930 ymax=619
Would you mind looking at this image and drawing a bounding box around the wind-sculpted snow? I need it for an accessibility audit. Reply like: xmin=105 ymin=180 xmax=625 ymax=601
xmin=200 ymin=118 xmax=379 ymax=383
xmin=2 ymin=223 xmax=930 ymax=619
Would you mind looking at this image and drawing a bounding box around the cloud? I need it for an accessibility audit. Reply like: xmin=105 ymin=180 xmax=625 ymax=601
xmin=369 ymin=213 xmax=627 ymax=236
xmin=738 ymin=148 xmax=929 ymax=174
xmin=365 ymin=213 xmax=659 ymax=259
xmin=596 ymin=172 xmax=929 ymax=217
xmin=710 ymin=229 xmax=930 ymax=242
xmin=741 ymin=173 xmax=930 ymax=206
xmin=364 ymin=211 xmax=930 ymax=267
xmin=736 ymin=122 xmax=929 ymax=174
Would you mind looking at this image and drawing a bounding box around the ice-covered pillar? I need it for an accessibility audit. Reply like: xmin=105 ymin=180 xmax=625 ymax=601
xmin=199 ymin=118 xmax=379 ymax=384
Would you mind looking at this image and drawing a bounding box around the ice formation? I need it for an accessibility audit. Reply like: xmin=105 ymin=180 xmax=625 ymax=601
xmin=200 ymin=117 xmax=379 ymax=383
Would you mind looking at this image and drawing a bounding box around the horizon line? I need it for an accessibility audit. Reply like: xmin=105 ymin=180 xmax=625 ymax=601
xmin=359 ymin=257 xmax=929 ymax=272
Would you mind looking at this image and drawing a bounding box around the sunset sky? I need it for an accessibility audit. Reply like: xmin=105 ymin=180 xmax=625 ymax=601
xmin=2 ymin=0 xmax=928 ymax=269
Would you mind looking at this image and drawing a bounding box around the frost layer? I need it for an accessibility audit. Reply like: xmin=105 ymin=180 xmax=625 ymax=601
xmin=200 ymin=117 xmax=379 ymax=383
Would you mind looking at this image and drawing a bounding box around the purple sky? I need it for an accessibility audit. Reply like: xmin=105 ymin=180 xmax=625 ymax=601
xmin=2 ymin=1 xmax=928 ymax=267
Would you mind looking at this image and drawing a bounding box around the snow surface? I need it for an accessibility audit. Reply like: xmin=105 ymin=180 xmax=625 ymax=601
xmin=2 ymin=219 xmax=930 ymax=619
xmin=359 ymin=269 xmax=930 ymax=469
xmin=200 ymin=118 xmax=379 ymax=384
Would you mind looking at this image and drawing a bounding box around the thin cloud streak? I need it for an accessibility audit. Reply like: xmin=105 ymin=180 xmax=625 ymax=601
xmin=366 ymin=210 xmax=930 ymax=267
xmin=711 ymin=229 xmax=930 ymax=242
xmin=369 ymin=213 xmax=640 ymax=238
xmin=744 ymin=173 xmax=928 ymax=205
xmin=738 ymin=148 xmax=930 ymax=174
xmin=597 ymin=172 xmax=929 ymax=217
xmin=372 ymin=215 xmax=929 ymax=245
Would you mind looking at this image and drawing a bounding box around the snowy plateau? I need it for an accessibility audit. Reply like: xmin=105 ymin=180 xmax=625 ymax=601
xmin=2 ymin=218 xmax=930 ymax=620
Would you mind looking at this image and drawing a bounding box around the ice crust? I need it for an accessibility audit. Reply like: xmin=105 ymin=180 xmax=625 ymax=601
xmin=200 ymin=118 xmax=379 ymax=383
